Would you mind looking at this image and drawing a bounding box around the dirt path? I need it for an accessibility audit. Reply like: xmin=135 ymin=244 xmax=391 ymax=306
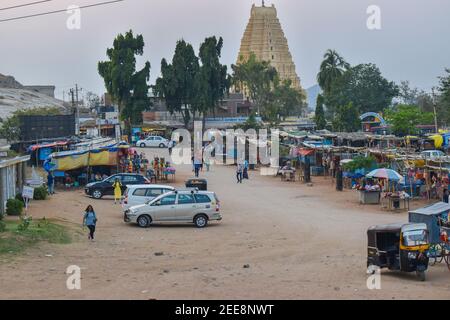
xmin=1 ymin=148 xmax=449 ymax=299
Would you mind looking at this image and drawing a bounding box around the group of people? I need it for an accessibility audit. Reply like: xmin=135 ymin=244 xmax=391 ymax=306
xmin=236 ymin=160 xmax=250 ymax=183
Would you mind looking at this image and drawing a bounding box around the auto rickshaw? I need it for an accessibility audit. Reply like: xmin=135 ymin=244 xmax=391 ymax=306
xmin=367 ymin=223 xmax=430 ymax=281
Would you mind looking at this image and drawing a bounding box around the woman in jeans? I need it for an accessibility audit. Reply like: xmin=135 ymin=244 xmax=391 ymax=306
xmin=83 ymin=205 xmax=97 ymax=241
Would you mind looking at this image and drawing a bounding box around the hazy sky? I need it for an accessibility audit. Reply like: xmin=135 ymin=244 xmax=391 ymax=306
xmin=0 ymin=0 xmax=449 ymax=101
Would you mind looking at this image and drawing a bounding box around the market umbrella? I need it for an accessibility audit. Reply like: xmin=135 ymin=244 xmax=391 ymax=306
xmin=366 ymin=168 xmax=404 ymax=182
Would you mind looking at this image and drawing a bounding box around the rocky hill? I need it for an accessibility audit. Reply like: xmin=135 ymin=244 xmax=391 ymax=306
xmin=0 ymin=73 xmax=23 ymax=89
xmin=0 ymin=73 xmax=70 ymax=120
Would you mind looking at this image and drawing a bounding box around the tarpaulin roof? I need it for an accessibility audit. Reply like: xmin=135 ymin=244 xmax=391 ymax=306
xmin=409 ymin=202 xmax=450 ymax=216
xmin=49 ymin=141 xmax=129 ymax=159
xmin=298 ymin=149 xmax=314 ymax=156
xmin=28 ymin=141 xmax=68 ymax=152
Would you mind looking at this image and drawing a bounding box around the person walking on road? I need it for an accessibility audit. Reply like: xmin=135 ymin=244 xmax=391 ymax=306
xmin=236 ymin=163 xmax=243 ymax=183
xmin=168 ymin=139 xmax=175 ymax=156
xmin=47 ymin=171 xmax=55 ymax=195
xmin=113 ymin=178 xmax=122 ymax=204
xmin=243 ymin=159 xmax=249 ymax=180
xmin=194 ymin=158 xmax=202 ymax=177
xmin=83 ymin=205 xmax=97 ymax=241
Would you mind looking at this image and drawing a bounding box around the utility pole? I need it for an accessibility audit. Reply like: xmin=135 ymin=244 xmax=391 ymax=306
xmin=70 ymin=84 xmax=82 ymax=135
xmin=432 ymin=87 xmax=439 ymax=133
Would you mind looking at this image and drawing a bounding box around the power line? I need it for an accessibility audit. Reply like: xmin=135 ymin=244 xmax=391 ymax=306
xmin=0 ymin=0 xmax=52 ymax=12
xmin=0 ymin=0 xmax=125 ymax=23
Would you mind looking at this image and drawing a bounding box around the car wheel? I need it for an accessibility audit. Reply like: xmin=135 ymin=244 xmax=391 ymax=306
xmin=159 ymin=143 xmax=166 ymax=148
xmin=140 ymin=143 xmax=146 ymax=148
xmin=194 ymin=214 xmax=208 ymax=228
xmin=92 ymin=189 xmax=103 ymax=199
xmin=137 ymin=215 xmax=151 ymax=228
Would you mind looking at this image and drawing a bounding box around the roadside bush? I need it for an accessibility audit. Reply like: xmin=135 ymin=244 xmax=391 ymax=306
xmin=6 ymin=199 xmax=24 ymax=216
xmin=0 ymin=221 xmax=6 ymax=233
xmin=33 ymin=186 xmax=48 ymax=200
xmin=15 ymin=193 xmax=25 ymax=204
xmin=17 ymin=216 xmax=32 ymax=231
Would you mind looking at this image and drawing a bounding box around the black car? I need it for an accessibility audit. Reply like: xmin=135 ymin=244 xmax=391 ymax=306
xmin=85 ymin=173 xmax=151 ymax=199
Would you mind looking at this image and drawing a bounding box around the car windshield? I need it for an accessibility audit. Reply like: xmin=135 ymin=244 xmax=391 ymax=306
xmin=403 ymin=229 xmax=428 ymax=246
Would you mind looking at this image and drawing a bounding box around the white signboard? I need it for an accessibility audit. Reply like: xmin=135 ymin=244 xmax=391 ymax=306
xmin=22 ymin=186 xmax=34 ymax=200
xmin=22 ymin=186 xmax=34 ymax=211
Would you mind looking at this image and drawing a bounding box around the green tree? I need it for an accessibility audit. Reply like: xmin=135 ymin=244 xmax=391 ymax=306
xmin=317 ymin=49 xmax=350 ymax=94
xmin=274 ymin=79 xmax=305 ymax=120
xmin=437 ymin=69 xmax=450 ymax=126
xmin=234 ymin=112 xmax=262 ymax=131
xmin=196 ymin=36 xmax=229 ymax=123
xmin=384 ymin=104 xmax=434 ymax=136
xmin=314 ymin=94 xmax=327 ymax=130
xmin=332 ymin=102 xmax=360 ymax=132
xmin=231 ymin=53 xmax=278 ymax=116
xmin=326 ymin=63 xmax=398 ymax=117
xmin=98 ymin=30 xmax=151 ymax=133
xmin=154 ymin=40 xmax=200 ymax=127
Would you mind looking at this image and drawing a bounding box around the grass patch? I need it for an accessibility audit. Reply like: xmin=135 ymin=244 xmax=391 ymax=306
xmin=0 ymin=218 xmax=71 ymax=255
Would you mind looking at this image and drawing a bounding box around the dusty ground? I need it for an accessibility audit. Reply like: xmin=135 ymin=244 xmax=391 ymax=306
xmin=1 ymin=148 xmax=449 ymax=300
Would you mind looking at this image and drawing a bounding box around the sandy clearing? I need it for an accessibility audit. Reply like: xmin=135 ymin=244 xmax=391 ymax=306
xmin=0 ymin=148 xmax=449 ymax=300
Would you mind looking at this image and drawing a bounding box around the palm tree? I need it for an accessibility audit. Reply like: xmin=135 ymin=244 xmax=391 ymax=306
xmin=317 ymin=49 xmax=350 ymax=94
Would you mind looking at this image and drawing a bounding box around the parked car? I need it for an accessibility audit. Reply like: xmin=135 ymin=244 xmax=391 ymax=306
xmin=122 ymin=184 xmax=175 ymax=210
xmin=124 ymin=189 xmax=222 ymax=228
xmin=420 ymin=150 xmax=446 ymax=160
xmin=136 ymin=136 xmax=169 ymax=148
xmin=85 ymin=173 xmax=151 ymax=199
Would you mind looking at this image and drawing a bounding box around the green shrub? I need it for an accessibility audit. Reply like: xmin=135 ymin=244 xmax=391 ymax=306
xmin=15 ymin=193 xmax=24 ymax=204
xmin=0 ymin=221 xmax=5 ymax=233
xmin=6 ymin=199 xmax=24 ymax=216
xmin=33 ymin=186 xmax=48 ymax=200
xmin=17 ymin=216 xmax=32 ymax=231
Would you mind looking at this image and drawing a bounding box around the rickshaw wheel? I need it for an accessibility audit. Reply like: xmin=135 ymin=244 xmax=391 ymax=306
xmin=429 ymin=244 xmax=444 ymax=266
xmin=444 ymin=252 xmax=450 ymax=271
xmin=416 ymin=271 xmax=426 ymax=282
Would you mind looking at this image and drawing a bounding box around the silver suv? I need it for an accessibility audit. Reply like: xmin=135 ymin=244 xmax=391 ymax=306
xmin=124 ymin=190 xmax=222 ymax=228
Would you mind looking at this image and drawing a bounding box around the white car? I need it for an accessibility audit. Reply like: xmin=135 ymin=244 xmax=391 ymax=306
xmin=421 ymin=150 xmax=446 ymax=160
xmin=122 ymin=185 xmax=175 ymax=210
xmin=136 ymin=136 xmax=169 ymax=148
xmin=124 ymin=190 xmax=222 ymax=228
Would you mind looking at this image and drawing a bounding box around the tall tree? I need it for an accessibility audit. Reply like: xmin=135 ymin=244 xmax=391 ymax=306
xmin=98 ymin=30 xmax=151 ymax=133
xmin=231 ymin=52 xmax=278 ymax=116
xmin=196 ymin=36 xmax=229 ymax=122
xmin=332 ymin=102 xmax=360 ymax=132
xmin=317 ymin=49 xmax=350 ymax=94
xmin=314 ymin=94 xmax=327 ymax=130
xmin=437 ymin=69 xmax=450 ymax=126
xmin=154 ymin=40 xmax=199 ymax=127
xmin=325 ymin=63 xmax=398 ymax=116
xmin=384 ymin=104 xmax=434 ymax=136
xmin=274 ymin=79 xmax=305 ymax=120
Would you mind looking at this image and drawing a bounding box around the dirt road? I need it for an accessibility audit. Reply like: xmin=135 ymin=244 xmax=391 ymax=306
xmin=1 ymin=148 xmax=449 ymax=299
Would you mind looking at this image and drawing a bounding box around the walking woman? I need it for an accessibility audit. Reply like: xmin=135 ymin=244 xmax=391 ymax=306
xmin=113 ymin=178 xmax=122 ymax=204
xmin=83 ymin=205 xmax=97 ymax=241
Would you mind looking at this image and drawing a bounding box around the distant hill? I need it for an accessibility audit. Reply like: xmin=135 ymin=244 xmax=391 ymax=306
xmin=0 ymin=88 xmax=70 ymax=120
xmin=0 ymin=73 xmax=70 ymax=120
xmin=0 ymin=73 xmax=23 ymax=89
xmin=306 ymin=84 xmax=321 ymax=111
